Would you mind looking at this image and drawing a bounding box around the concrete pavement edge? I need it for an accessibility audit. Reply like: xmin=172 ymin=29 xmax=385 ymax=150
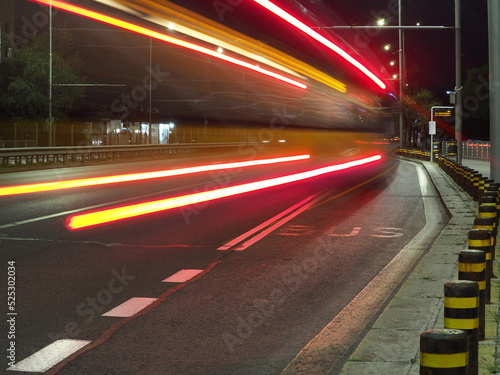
xmin=335 ymin=158 xmax=500 ymax=375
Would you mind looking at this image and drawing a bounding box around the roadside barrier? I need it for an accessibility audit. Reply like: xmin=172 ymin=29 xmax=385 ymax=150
xmin=0 ymin=143 xmax=249 ymax=169
xmin=443 ymin=281 xmax=479 ymax=375
xmin=420 ymin=329 xmax=469 ymax=374
xmin=396 ymin=150 xmax=500 ymax=373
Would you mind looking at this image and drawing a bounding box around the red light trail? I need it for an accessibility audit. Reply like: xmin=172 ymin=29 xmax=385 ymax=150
xmin=29 ymin=0 xmax=307 ymax=89
xmin=66 ymin=154 xmax=382 ymax=230
xmin=253 ymin=0 xmax=387 ymax=90
xmin=0 ymin=154 xmax=310 ymax=196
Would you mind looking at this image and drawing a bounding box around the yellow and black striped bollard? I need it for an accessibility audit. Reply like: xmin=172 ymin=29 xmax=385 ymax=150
xmin=420 ymin=328 xmax=469 ymax=374
xmin=479 ymin=204 xmax=498 ymax=230
xmin=444 ymin=280 xmax=479 ymax=375
xmin=468 ymin=228 xmax=493 ymax=303
xmin=458 ymin=249 xmax=486 ymax=340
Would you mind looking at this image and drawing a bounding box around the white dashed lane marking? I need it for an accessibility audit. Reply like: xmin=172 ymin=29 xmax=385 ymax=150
xmin=162 ymin=269 xmax=203 ymax=283
xmin=7 ymin=339 xmax=91 ymax=372
xmin=102 ymin=297 xmax=157 ymax=317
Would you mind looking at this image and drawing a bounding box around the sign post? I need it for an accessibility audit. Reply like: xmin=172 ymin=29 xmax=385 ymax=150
xmin=430 ymin=106 xmax=454 ymax=162
xmin=429 ymin=120 xmax=437 ymax=162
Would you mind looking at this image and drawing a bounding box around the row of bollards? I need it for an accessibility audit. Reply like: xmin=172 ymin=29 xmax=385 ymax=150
xmin=396 ymin=148 xmax=432 ymax=161
xmin=396 ymin=150 xmax=499 ymax=374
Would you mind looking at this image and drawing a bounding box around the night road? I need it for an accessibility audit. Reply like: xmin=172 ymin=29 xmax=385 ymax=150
xmin=1 ymin=150 xmax=448 ymax=374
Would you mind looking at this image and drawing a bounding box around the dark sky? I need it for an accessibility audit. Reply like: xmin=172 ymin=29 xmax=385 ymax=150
xmin=166 ymin=0 xmax=489 ymax=95
xmin=16 ymin=0 xmax=489 ymax=97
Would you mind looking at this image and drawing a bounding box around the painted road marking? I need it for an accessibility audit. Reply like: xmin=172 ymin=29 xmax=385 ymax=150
xmin=102 ymin=297 xmax=157 ymax=317
xmin=162 ymin=269 xmax=203 ymax=283
xmin=218 ymin=192 xmax=329 ymax=251
xmin=281 ymin=162 xmax=443 ymax=374
xmin=7 ymin=339 xmax=90 ymax=372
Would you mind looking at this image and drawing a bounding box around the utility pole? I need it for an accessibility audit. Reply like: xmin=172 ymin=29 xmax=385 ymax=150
xmin=455 ymin=0 xmax=463 ymax=163
xmin=49 ymin=0 xmax=53 ymax=147
xmin=399 ymin=0 xmax=404 ymax=149
xmin=489 ymin=0 xmax=500 ymax=181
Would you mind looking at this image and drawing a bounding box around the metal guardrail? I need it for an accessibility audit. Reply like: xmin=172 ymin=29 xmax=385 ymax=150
xmin=435 ymin=140 xmax=491 ymax=161
xmin=462 ymin=140 xmax=491 ymax=161
xmin=0 ymin=143 xmax=246 ymax=168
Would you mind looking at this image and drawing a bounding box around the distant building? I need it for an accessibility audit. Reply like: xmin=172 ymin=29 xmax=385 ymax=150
xmin=0 ymin=0 xmax=15 ymax=63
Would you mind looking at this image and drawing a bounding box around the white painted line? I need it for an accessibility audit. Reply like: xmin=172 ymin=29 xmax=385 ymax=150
xmin=218 ymin=191 xmax=329 ymax=251
xmin=7 ymin=339 xmax=90 ymax=372
xmin=162 ymin=269 xmax=203 ymax=283
xmin=281 ymin=162 xmax=443 ymax=374
xmin=102 ymin=297 xmax=157 ymax=317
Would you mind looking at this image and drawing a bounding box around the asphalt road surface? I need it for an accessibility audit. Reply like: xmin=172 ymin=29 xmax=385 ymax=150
xmin=0 ymin=151 xmax=448 ymax=374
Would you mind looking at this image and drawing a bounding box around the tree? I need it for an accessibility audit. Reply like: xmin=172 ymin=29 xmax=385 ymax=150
xmin=461 ymin=64 xmax=489 ymax=139
xmin=0 ymin=27 xmax=86 ymax=141
xmin=462 ymin=64 xmax=489 ymax=121
xmin=403 ymin=88 xmax=442 ymax=148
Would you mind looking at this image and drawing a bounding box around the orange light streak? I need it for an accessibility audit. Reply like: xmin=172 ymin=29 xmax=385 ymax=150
xmin=0 ymin=154 xmax=310 ymax=197
xmin=67 ymin=154 xmax=382 ymax=230
xmin=253 ymin=0 xmax=387 ymax=90
xmin=30 ymin=0 xmax=307 ymax=89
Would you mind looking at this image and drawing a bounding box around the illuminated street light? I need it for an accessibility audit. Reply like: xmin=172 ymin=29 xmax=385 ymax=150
xmin=377 ymin=19 xmax=386 ymax=26
xmin=384 ymin=44 xmax=391 ymax=51
xmin=390 ymin=60 xmax=396 ymax=66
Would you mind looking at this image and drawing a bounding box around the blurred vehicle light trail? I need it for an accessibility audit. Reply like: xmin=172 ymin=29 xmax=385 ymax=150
xmin=0 ymin=155 xmax=310 ymax=196
xmin=30 ymin=0 xmax=307 ymax=89
xmin=66 ymin=154 xmax=382 ymax=230
xmin=253 ymin=0 xmax=387 ymax=90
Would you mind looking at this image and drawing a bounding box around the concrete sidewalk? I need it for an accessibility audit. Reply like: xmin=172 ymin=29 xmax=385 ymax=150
xmin=336 ymin=158 xmax=500 ymax=375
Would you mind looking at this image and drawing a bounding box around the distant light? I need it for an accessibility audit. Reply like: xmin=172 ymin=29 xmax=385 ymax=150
xmin=253 ymin=0 xmax=386 ymax=90
xmin=377 ymin=19 xmax=386 ymax=26
xmin=416 ymin=22 xmax=421 ymax=26
xmin=390 ymin=60 xmax=396 ymax=66
xmin=217 ymin=46 xmax=224 ymax=54
xmin=167 ymin=22 xmax=175 ymax=30
xmin=392 ymin=74 xmax=398 ymax=79
xmin=384 ymin=44 xmax=391 ymax=51
xmin=66 ymin=154 xmax=382 ymax=229
xmin=30 ymin=0 xmax=307 ymax=90
xmin=278 ymin=139 xmax=286 ymax=143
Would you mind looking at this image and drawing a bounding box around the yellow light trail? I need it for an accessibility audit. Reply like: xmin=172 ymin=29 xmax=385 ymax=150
xmin=67 ymin=154 xmax=382 ymax=230
xmin=30 ymin=0 xmax=307 ymax=89
xmin=0 ymin=154 xmax=310 ymax=196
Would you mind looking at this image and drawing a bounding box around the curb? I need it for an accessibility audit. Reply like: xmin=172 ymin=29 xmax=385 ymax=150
xmin=336 ymin=158 xmax=500 ymax=375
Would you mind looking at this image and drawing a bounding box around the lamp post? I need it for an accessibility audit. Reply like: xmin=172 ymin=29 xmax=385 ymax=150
xmin=315 ymin=2 xmax=460 ymax=151
xmin=455 ymin=0 xmax=463 ymax=163
xmin=49 ymin=0 xmax=53 ymax=146
xmin=399 ymin=0 xmax=404 ymax=149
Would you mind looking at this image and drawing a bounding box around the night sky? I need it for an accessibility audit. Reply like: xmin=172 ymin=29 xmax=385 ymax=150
xmin=167 ymin=0 xmax=489 ymax=95
xmin=15 ymin=0 xmax=489 ymax=96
